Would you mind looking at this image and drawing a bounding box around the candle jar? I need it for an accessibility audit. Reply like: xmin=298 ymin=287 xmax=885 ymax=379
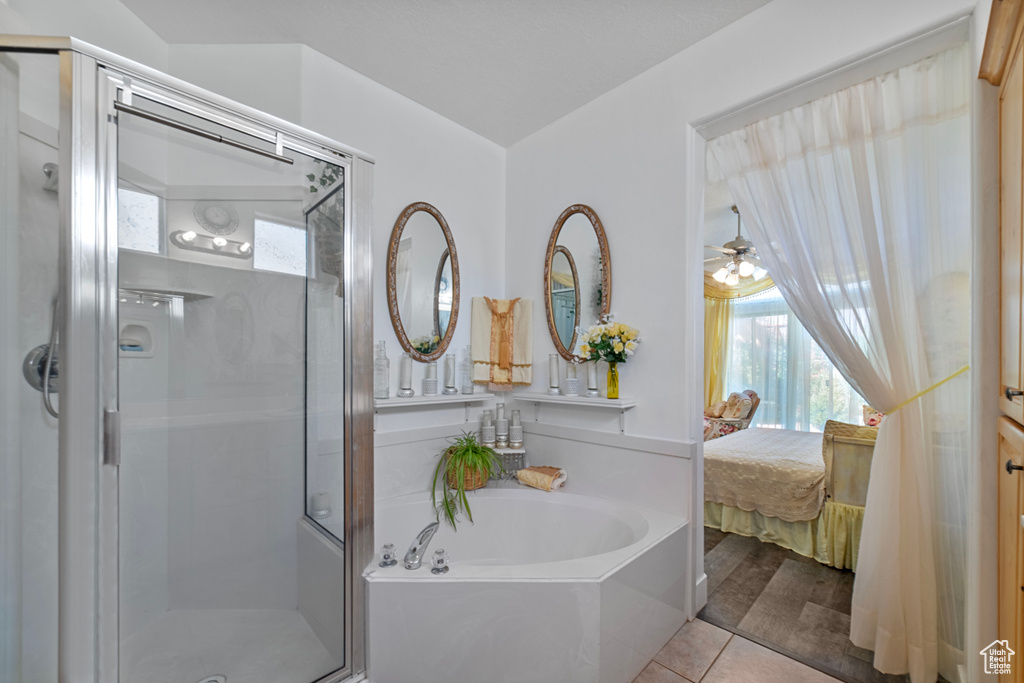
xmin=548 ymin=354 xmax=561 ymax=396
xmin=509 ymin=424 xmax=523 ymax=448
xmin=563 ymin=364 xmax=580 ymax=397
xmin=586 ymin=360 xmax=599 ymax=398
xmin=373 ymin=340 xmax=390 ymax=400
xmin=423 ymin=361 xmax=439 ymax=396
xmin=443 ymin=355 xmax=458 ymax=394
xmin=398 ymin=352 xmax=415 ymax=397
xmin=495 ymin=418 xmax=509 ymax=448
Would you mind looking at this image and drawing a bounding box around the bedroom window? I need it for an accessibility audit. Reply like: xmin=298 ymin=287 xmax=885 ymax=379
xmin=725 ymin=287 xmax=863 ymax=431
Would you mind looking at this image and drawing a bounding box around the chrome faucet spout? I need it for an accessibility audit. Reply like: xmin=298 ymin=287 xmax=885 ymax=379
xmin=403 ymin=521 xmax=440 ymax=570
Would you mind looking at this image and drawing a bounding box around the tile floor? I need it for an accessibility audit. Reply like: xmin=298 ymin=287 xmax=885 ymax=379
xmin=119 ymin=609 xmax=341 ymax=683
xmin=632 ymin=619 xmax=842 ymax=683
xmin=698 ymin=528 xmax=908 ymax=683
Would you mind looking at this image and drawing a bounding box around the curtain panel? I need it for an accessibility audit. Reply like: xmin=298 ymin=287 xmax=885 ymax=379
xmin=708 ymin=45 xmax=970 ymax=683
xmin=704 ymin=297 xmax=732 ymax=407
xmin=703 ymin=273 xmax=775 ymax=408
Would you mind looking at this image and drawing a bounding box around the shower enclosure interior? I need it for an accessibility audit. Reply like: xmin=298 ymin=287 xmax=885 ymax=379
xmin=0 ymin=38 xmax=372 ymax=683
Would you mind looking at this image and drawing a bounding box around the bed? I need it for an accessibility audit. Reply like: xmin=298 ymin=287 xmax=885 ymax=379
xmin=703 ymin=423 xmax=876 ymax=571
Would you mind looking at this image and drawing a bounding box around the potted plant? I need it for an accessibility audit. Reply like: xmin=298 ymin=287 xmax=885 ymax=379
xmin=431 ymin=431 xmax=504 ymax=529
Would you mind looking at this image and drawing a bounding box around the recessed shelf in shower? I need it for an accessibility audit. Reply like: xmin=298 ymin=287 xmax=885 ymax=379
xmin=118 ymin=319 xmax=156 ymax=358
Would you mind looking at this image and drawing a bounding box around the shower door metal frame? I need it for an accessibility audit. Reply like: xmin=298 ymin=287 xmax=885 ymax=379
xmin=0 ymin=35 xmax=375 ymax=683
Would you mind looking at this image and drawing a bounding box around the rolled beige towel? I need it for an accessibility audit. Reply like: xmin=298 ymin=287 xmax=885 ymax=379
xmin=517 ymin=466 xmax=567 ymax=492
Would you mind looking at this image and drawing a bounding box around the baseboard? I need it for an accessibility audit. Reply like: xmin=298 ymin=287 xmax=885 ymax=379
xmin=694 ymin=572 xmax=708 ymax=617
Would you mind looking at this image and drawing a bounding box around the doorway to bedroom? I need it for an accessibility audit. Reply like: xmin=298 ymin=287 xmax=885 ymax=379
xmin=692 ymin=29 xmax=970 ymax=683
xmin=696 ymin=174 xmax=891 ymax=683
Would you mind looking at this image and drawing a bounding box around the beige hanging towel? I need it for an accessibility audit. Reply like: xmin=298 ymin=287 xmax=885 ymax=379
xmin=471 ymin=296 xmax=532 ymax=391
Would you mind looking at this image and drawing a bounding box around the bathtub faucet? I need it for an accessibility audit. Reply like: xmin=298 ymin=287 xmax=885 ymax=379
xmin=403 ymin=521 xmax=440 ymax=570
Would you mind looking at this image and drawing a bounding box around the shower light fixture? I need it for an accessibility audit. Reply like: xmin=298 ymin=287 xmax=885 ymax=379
xmin=170 ymin=230 xmax=253 ymax=260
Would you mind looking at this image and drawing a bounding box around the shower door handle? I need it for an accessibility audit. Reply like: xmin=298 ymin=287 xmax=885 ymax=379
xmin=103 ymin=409 xmax=121 ymax=467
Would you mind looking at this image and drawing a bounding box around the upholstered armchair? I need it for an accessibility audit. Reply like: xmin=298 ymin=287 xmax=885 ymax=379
xmin=703 ymin=390 xmax=760 ymax=441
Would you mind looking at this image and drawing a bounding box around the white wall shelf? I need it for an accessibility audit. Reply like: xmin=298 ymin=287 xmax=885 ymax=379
xmin=514 ymin=392 xmax=637 ymax=409
xmin=514 ymin=391 xmax=637 ymax=434
xmin=373 ymin=392 xmax=495 ymax=430
xmin=373 ymin=393 xmax=495 ymax=410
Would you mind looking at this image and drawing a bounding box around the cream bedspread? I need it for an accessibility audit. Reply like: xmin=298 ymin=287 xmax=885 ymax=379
xmin=703 ymin=427 xmax=825 ymax=522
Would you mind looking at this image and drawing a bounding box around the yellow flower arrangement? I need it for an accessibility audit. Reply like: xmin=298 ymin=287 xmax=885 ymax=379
xmin=577 ymin=315 xmax=641 ymax=364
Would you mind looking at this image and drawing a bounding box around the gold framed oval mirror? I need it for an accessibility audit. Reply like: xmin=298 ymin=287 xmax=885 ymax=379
xmin=387 ymin=202 xmax=460 ymax=361
xmin=543 ymin=204 xmax=611 ymax=361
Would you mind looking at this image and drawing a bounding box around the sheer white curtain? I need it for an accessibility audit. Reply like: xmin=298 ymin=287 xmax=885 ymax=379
xmin=726 ymin=288 xmax=863 ymax=431
xmin=708 ymin=45 xmax=970 ymax=682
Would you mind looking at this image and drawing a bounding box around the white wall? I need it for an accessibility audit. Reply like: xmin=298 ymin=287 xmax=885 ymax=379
xmin=507 ymin=0 xmax=980 ymax=444
xmin=504 ymin=0 xmax=986 ymax=652
xmin=9 ymin=0 xmax=167 ymax=69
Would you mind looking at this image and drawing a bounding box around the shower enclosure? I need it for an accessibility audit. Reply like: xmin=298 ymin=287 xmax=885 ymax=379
xmin=0 ymin=37 xmax=373 ymax=683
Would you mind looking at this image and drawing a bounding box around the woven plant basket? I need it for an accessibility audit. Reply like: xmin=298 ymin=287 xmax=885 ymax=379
xmin=444 ymin=449 xmax=488 ymax=491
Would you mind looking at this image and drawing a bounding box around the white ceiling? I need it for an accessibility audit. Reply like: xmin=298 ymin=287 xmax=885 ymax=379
xmin=119 ymin=0 xmax=771 ymax=147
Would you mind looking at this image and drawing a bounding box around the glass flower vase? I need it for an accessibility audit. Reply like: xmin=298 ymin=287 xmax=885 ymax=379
xmin=607 ymin=362 xmax=619 ymax=399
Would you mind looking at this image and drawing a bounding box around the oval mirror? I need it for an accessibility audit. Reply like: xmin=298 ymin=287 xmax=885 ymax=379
xmin=387 ymin=202 xmax=460 ymax=361
xmin=544 ymin=204 xmax=611 ymax=360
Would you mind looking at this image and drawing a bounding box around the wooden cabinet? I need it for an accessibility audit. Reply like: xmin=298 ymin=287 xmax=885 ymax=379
xmin=986 ymin=3 xmax=1024 ymax=678
xmin=1001 ymin=34 xmax=1024 ymax=426
xmin=998 ymin=418 xmax=1024 ymax=683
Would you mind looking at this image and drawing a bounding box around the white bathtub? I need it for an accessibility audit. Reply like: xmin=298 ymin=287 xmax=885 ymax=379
xmin=365 ymin=487 xmax=690 ymax=683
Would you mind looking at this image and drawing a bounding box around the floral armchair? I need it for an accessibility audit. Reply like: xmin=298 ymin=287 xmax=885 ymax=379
xmin=703 ymin=390 xmax=760 ymax=441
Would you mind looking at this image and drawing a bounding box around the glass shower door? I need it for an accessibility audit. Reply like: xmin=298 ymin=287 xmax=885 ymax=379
xmin=0 ymin=50 xmax=61 ymax=683
xmin=114 ymin=93 xmax=349 ymax=683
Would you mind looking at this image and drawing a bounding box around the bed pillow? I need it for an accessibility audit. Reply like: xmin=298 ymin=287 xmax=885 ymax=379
xmin=705 ymin=401 xmax=727 ymax=418
xmin=863 ymin=405 xmax=885 ymax=427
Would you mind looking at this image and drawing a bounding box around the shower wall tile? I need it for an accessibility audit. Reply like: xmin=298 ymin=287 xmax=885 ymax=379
xmin=119 ymin=428 xmax=170 ymax=635
xmin=167 ymin=416 xmax=302 ymax=611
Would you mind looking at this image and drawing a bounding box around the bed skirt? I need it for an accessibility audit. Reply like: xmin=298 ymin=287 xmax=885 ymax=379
xmin=704 ymin=500 xmax=864 ymax=572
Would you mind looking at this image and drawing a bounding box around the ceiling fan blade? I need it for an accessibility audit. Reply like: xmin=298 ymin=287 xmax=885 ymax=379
xmin=704 ymin=245 xmax=735 ymax=254
xmin=704 ymin=256 xmax=731 ymax=264
xmin=744 ymin=255 xmax=763 ymax=267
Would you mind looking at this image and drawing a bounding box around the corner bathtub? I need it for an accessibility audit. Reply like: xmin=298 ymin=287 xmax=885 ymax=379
xmin=365 ymin=488 xmax=690 ymax=683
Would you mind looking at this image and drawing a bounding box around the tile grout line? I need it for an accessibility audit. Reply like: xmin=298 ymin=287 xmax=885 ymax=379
xmin=695 ymin=632 xmax=733 ymax=683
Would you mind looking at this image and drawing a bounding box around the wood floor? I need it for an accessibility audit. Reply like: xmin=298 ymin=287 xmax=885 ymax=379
xmin=698 ymin=528 xmax=909 ymax=683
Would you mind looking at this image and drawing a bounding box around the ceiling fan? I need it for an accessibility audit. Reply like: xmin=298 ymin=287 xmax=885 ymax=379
xmin=705 ymin=205 xmax=768 ymax=285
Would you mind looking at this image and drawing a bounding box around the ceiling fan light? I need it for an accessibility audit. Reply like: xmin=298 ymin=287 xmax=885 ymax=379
xmin=725 ymin=272 xmax=740 ymax=286
xmin=753 ymin=267 xmax=768 ymax=281
xmin=738 ymin=259 xmax=755 ymax=277
xmin=712 ymin=267 xmax=729 ymax=283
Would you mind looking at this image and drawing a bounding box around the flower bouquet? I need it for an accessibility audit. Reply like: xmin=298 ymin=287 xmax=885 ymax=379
xmin=577 ymin=315 xmax=640 ymax=399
